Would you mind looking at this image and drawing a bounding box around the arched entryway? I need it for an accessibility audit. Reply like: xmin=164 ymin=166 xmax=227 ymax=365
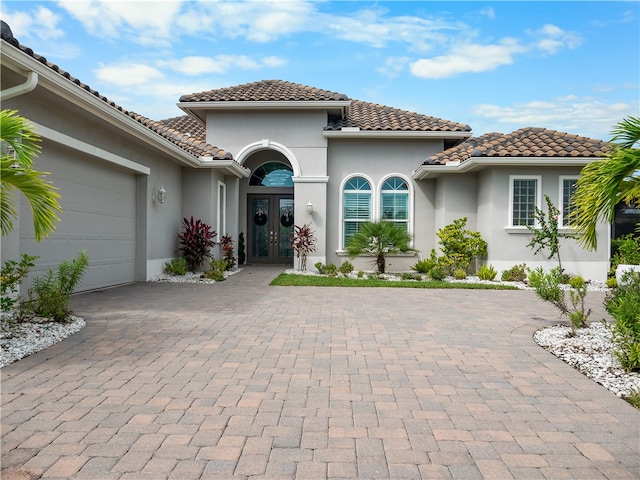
xmin=240 ymin=149 xmax=295 ymax=264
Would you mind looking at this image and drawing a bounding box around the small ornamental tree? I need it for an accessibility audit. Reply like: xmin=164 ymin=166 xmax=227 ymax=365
xmin=291 ymin=223 xmax=316 ymax=271
xmin=177 ymin=216 xmax=217 ymax=272
xmin=436 ymin=217 xmax=487 ymax=274
xmin=347 ymin=221 xmax=413 ymax=274
xmin=526 ymin=195 xmax=572 ymax=273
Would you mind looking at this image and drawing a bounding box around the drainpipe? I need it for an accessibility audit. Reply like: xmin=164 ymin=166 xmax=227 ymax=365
xmin=0 ymin=70 xmax=38 ymax=100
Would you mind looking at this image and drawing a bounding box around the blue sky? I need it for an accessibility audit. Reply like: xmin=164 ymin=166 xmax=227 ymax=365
xmin=3 ymin=1 xmax=638 ymax=140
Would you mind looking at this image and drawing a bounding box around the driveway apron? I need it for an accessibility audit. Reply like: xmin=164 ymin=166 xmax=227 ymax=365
xmin=2 ymin=265 xmax=639 ymax=479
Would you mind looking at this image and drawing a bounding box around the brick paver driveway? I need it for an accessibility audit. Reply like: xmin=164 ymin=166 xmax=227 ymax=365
xmin=2 ymin=266 xmax=639 ymax=479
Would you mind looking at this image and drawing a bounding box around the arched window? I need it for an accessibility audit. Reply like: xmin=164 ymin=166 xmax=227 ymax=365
xmin=343 ymin=176 xmax=372 ymax=248
xmin=249 ymin=161 xmax=294 ymax=187
xmin=380 ymin=177 xmax=409 ymax=232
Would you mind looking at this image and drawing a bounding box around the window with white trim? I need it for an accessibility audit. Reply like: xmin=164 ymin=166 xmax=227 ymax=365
xmin=559 ymin=176 xmax=578 ymax=227
xmin=380 ymin=177 xmax=409 ymax=232
xmin=343 ymin=176 xmax=371 ymax=248
xmin=510 ymin=176 xmax=540 ymax=227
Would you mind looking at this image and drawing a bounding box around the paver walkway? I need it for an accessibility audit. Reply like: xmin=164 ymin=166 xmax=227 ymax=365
xmin=2 ymin=265 xmax=639 ymax=479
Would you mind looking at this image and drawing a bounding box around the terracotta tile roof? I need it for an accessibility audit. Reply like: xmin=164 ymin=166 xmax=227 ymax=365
xmin=424 ymin=127 xmax=609 ymax=165
xmin=180 ymin=79 xmax=350 ymax=103
xmin=328 ymin=100 xmax=471 ymax=132
xmin=1 ymin=21 xmax=232 ymax=161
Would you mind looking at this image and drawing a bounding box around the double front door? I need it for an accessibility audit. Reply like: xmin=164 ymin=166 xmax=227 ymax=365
xmin=248 ymin=194 xmax=294 ymax=264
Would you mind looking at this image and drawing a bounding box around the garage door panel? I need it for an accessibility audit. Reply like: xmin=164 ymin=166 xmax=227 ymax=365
xmin=22 ymin=150 xmax=138 ymax=291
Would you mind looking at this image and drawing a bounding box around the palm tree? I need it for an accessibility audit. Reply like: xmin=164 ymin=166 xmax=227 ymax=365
xmin=1 ymin=109 xmax=62 ymax=241
xmin=347 ymin=220 xmax=413 ymax=273
xmin=569 ymin=116 xmax=640 ymax=250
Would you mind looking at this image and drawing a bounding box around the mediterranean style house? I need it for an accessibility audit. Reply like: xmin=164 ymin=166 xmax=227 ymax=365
xmin=1 ymin=22 xmax=611 ymax=292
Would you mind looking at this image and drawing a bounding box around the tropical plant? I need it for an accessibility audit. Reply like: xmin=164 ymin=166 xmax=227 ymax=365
xmin=221 ymin=234 xmax=236 ymax=271
xmin=347 ymin=220 xmax=413 ymax=274
xmin=25 ymin=250 xmax=89 ymax=322
xmin=338 ymin=261 xmax=354 ymax=275
xmin=204 ymin=259 xmax=227 ymax=281
xmin=528 ymin=267 xmax=591 ymax=336
xmin=569 ymin=116 xmax=640 ymax=250
xmin=501 ymin=264 xmax=528 ymax=282
xmin=527 ymin=195 xmax=572 ymax=273
xmin=411 ymin=250 xmax=439 ymax=275
xmin=605 ymin=270 xmax=640 ymax=372
xmin=1 ymin=253 xmax=38 ymax=312
xmin=477 ymin=264 xmax=497 ymax=281
xmin=291 ymin=223 xmax=316 ymax=271
xmin=1 ymin=109 xmax=63 ymax=241
xmin=436 ymin=217 xmax=487 ymax=274
xmin=176 ymin=216 xmax=217 ymax=271
xmin=164 ymin=257 xmax=187 ymax=276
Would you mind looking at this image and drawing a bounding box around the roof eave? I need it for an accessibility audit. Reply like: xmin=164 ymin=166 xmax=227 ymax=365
xmin=324 ymin=130 xmax=473 ymax=139
xmin=412 ymin=156 xmax=604 ymax=180
xmin=198 ymin=158 xmax=251 ymax=178
xmin=1 ymin=43 xmax=208 ymax=168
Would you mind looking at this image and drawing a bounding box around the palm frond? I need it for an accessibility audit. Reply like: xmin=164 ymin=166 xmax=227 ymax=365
xmin=1 ymin=158 xmax=62 ymax=241
xmin=610 ymin=116 xmax=640 ymax=149
xmin=0 ymin=109 xmax=41 ymax=168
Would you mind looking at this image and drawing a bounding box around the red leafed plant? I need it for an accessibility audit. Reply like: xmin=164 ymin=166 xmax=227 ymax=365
xmin=291 ymin=223 xmax=316 ymax=271
xmin=177 ymin=216 xmax=217 ymax=272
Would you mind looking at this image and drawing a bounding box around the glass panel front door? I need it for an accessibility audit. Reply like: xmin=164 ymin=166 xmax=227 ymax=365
xmin=248 ymin=195 xmax=294 ymax=264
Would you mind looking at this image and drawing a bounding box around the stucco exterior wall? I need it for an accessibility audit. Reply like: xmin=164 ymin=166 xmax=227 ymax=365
xmin=476 ymin=167 xmax=609 ymax=282
xmin=326 ymin=137 xmax=443 ymax=271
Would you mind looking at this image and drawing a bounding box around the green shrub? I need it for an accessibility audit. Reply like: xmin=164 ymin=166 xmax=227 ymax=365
xmin=606 ymin=277 xmax=618 ymax=289
xmin=430 ymin=266 xmax=446 ymax=281
xmin=605 ymin=270 xmax=640 ymax=371
xmin=477 ymin=264 xmax=497 ymax=281
xmin=357 ymin=270 xmax=365 ymax=279
xmin=529 ymin=267 xmax=590 ymax=336
xmin=314 ymin=262 xmax=324 ymax=273
xmin=25 ymin=250 xmax=89 ymax=322
xmin=501 ymin=264 xmax=528 ymax=282
xmin=324 ymin=263 xmax=338 ymax=276
xmin=164 ymin=257 xmax=187 ymax=276
xmin=610 ymin=234 xmax=640 ymax=276
xmin=339 ymin=261 xmax=354 ymax=275
xmin=1 ymin=254 xmax=38 ymax=312
xmin=436 ymin=218 xmax=487 ymax=274
xmin=401 ymin=272 xmax=423 ymax=281
xmin=412 ymin=250 xmax=439 ymax=275
xmin=204 ymin=259 xmax=227 ymax=281
xmin=453 ymin=268 xmax=467 ymax=280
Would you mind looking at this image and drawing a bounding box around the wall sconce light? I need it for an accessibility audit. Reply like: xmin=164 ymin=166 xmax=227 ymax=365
xmin=155 ymin=185 xmax=167 ymax=204
xmin=306 ymin=201 xmax=313 ymax=215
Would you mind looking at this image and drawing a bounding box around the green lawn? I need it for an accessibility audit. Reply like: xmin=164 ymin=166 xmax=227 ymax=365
xmin=270 ymin=274 xmax=519 ymax=290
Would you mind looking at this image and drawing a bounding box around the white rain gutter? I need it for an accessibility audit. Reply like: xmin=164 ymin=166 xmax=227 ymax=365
xmin=0 ymin=70 xmax=38 ymax=100
xmin=412 ymin=156 xmax=602 ymax=180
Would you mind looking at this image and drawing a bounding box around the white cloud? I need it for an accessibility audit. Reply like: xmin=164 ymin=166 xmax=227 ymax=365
xmin=160 ymin=55 xmax=286 ymax=75
xmin=94 ymin=62 xmax=164 ymax=86
xmin=58 ymin=0 xmax=183 ymax=46
xmin=531 ymin=24 xmax=582 ymax=54
xmin=378 ymin=56 xmax=411 ymax=78
xmin=410 ymin=38 xmax=526 ymax=79
xmin=472 ymin=96 xmax=639 ymax=140
xmin=2 ymin=6 xmax=64 ymax=41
